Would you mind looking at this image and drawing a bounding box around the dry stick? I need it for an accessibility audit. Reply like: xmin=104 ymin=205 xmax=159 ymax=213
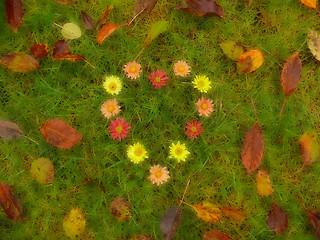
xmin=297 ymin=193 xmax=308 ymax=210
xmin=316 ymin=7 xmax=320 ymax=15
xmin=134 ymin=47 xmax=145 ymax=61
xmin=247 ymin=0 xmax=253 ymax=8
xmin=179 ymin=179 xmax=190 ymax=207
xmin=251 ymin=97 xmax=258 ymax=122
xmin=279 ymin=96 xmax=287 ymax=118
xmin=58 ymin=179 xmax=93 ymax=198
xmin=21 ymin=134 xmax=39 ymax=145
xmin=127 ymin=6 xmax=147 ymax=26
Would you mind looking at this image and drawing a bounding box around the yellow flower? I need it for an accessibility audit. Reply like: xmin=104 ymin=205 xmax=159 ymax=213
xmin=103 ymin=75 xmax=122 ymax=95
xmin=127 ymin=142 xmax=148 ymax=164
xmin=169 ymin=141 xmax=190 ymax=162
xmin=192 ymin=75 xmax=211 ymax=93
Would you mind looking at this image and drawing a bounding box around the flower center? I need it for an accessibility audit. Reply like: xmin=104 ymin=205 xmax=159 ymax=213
xmin=178 ymin=66 xmax=185 ymax=72
xmin=191 ymin=126 xmax=197 ymax=133
xmin=116 ymin=126 xmax=123 ymax=133
xmin=197 ymin=80 xmax=205 ymax=88
xmin=175 ymin=147 xmax=183 ymax=156
xmin=155 ymin=77 xmax=161 ymax=83
xmin=134 ymin=147 xmax=143 ymax=156
xmin=107 ymin=105 xmax=115 ymax=112
xmin=154 ymin=170 xmax=163 ymax=178
xmin=130 ymin=66 xmax=137 ymax=73
xmin=109 ymin=82 xmax=117 ymax=91
xmin=201 ymin=103 xmax=208 ymax=110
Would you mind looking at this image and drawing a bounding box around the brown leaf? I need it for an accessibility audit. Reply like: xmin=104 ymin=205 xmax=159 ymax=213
xmin=300 ymin=132 xmax=319 ymax=165
xmin=237 ymin=49 xmax=264 ymax=75
xmin=0 ymin=120 xmax=23 ymax=140
xmin=281 ymin=53 xmax=302 ymax=96
xmin=53 ymin=53 xmax=85 ymax=62
xmin=0 ymin=182 xmax=24 ymax=221
xmin=81 ymin=11 xmax=95 ymax=30
xmin=55 ymin=0 xmax=75 ymax=5
xmin=97 ymin=5 xmax=113 ymax=28
xmin=6 ymin=0 xmax=24 ymax=32
xmin=160 ymin=206 xmax=181 ymax=240
xmin=192 ymin=202 xmax=222 ymax=222
xmin=40 ymin=119 xmax=82 ymax=149
xmin=97 ymin=23 xmax=119 ymax=45
xmin=204 ymin=229 xmax=231 ymax=240
xmin=130 ymin=235 xmax=153 ymax=240
xmin=175 ymin=0 xmax=224 ymax=18
xmin=110 ymin=197 xmax=131 ymax=221
xmin=0 ymin=53 xmax=39 ymax=72
xmin=30 ymin=44 xmax=49 ymax=58
xmin=222 ymin=206 xmax=246 ymax=223
xmin=256 ymin=170 xmax=274 ymax=196
xmin=135 ymin=0 xmax=158 ymax=15
xmin=266 ymin=203 xmax=288 ymax=234
xmin=308 ymin=209 xmax=320 ymax=238
xmin=52 ymin=40 xmax=70 ymax=58
xmin=241 ymin=123 xmax=264 ymax=173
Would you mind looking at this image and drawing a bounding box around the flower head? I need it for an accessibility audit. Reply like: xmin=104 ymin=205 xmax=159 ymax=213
xmin=185 ymin=120 xmax=203 ymax=139
xmin=196 ymin=97 xmax=214 ymax=116
xmin=169 ymin=141 xmax=190 ymax=162
xmin=148 ymin=165 xmax=170 ymax=185
xmin=127 ymin=142 xmax=148 ymax=164
xmin=101 ymin=99 xmax=121 ymax=118
xmin=103 ymin=75 xmax=122 ymax=95
xmin=123 ymin=61 xmax=141 ymax=80
xmin=109 ymin=118 xmax=131 ymax=141
xmin=173 ymin=61 xmax=191 ymax=77
xmin=149 ymin=70 xmax=168 ymax=88
xmin=192 ymin=75 xmax=211 ymax=93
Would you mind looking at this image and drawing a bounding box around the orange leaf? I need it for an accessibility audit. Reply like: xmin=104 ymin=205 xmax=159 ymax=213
xmin=192 ymin=202 xmax=222 ymax=222
xmin=30 ymin=44 xmax=49 ymax=58
xmin=97 ymin=5 xmax=113 ymax=28
xmin=301 ymin=0 xmax=317 ymax=8
xmin=40 ymin=119 xmax=82 ymax=149
xmin=53 ymin=53 xmax=85 ymax=62
xmin=204 ymin=229 xmax=231 ymax=240
xmin=300 ymin=132 xmax=319 ymax=165
xmin=237 ymin=49 xmax=264 ymax=75
xmin=241 ymin=123 xmax=264 ymax=173
xmin=222 ymin=206 xmax=246 ymax=223
xmin=256 ymin=170 xmax=274 ymax=196
xmin=97 ymin=23 xmax=119 ymax=45
xmin=6 ymin=0 xmax=24 ymax=33
xmin=0 ymin=182 xmax=24 ymax=221
xmin=281 ymin=53 xmax=302 ymax=96
xmin=0 ymin=53 xmax=39 ymax=72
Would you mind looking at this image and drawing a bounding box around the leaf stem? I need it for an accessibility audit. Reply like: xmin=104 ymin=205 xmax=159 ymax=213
xmin=84 ymin=59 xmax=96 ymax=69
xmin=134 ymin=47 xmax=145 ymax=61
xmin=279 ymin=96 xmax=287 ymax=118
xmin=179 ymin=179 xmax=190 ymax=207
xmin=21 ymin=134 xmax=39 ymax=145
xmin=127 ymin=6 xmax=147 ymax=26
xmin=251 ymin=97 xmax=257 ymax=122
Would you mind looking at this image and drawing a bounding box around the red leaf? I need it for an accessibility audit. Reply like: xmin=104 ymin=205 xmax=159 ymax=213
xmin=281 ymin=53 xmax=302 ymax=96
xmin=97 ymin=23 xmax=119 ymax=45
xmin=0 ymin=53 xmax=39 ymax=72
xmin=308 ymin=210 xmax=320 ymax=238
xmin=266 ymin=203 xmax=288 ymax=234
xmin=81 ymin=11 xmax=95 ymax=30
xmin=0 ymin=182 xmax=24 ymax=221
xmin=175 ymin=0 xmax=224 ymax=18
xmin=52 ymin=40 xmax=70 ymax=58
xmin=203 ymin=229 xmax=231 ymax=240
xmin=40 ymin=119 xmax=82 ymax=149
xmin=30 ymin=44 xmax=50 ymax=58
xmin=6 ymin=0 xmax=24 ymax=32
xmin=53 ymin=53 xmax=85 ymax=62
xmin=241 ymin=123 xmax=264 ymax=173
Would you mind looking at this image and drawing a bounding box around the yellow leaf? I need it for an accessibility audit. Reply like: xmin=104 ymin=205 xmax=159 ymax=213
xmin=61 ymin=23 xmax=82 ymax=40
xmin=63 ymin=208 xmax=86 ymax=237
xmin=256 ymin=170 xmax=274 ymax=196
xmin=192 ymin=202 xmax=222 ymax=222
xmin=300 ymin=132 xmax=320 ymax=165
xmin=237 ymin=49 xmax=264 ymax=75
xmin=301 ymin=0 xmax=317 ymax=8
xmin=222 ymin=206 xmax=246 ymax=223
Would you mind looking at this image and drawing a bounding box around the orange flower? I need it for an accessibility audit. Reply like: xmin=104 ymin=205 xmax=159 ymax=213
xmin=196 ymin=97 xmax=214 ymax=116
xmin=173 ymin=61 xmax=191 ymax=77
xmin=101 ymin=99 xmax=121 ymax=118
xmin=123 ymin=61 xmax=141 ymax=79
xmin=148 ymin=165 xmax=170 ymax=186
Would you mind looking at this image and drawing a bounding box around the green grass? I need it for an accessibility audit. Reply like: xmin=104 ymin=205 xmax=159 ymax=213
xmin=1 ymin=0 xmax=320 ymax=239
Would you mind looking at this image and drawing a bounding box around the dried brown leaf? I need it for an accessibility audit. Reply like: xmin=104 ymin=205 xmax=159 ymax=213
xmin=0 ymin=182 xmax=24 ymax=221
xmin=300 ymin=132 xmax=319 ymax=165
xmin=110 ymin=198 xmax=131 ymax=221
xmin=308 ymin=209 xmax=320 ymax=238
xmin=192 ymin=202 xmax=222 ymax=222
xmin=0 ymin=53 xmax=39 ymax=72
xmin=130 ymin=235 xmax=153 ymax=240
xmin=222 ymin=206 xmax=246 ymax=223
xmin=55 ymin=0 xmax=75 ymax=5
xmin=97 ymin=5 xmax=113 ymax=28
xmin=53 ymin=53 xmax=85 ymax=62
xmin=6 ymin=0 xmax=24 ymax=32
xmin=204 ymin=229 xmax=231 ymax=240
xmin=135 ymin=0 xmax=158 ymax=15
xmin=0 ymin=120 xmax=23 ymax=140
xmin=175 ymin=0 xmax=224 ymax=18
xmin=281 ymin=53 xmax=302 ymax=96
xmin=81 ymin=11 xmax=95 ymax=30
xmin=160 ymin=206 xmax=181 ymax=240
xmin=30 ymin=44 xmax=49 ymax=58
xmin=266 ymin=203 xmax=288 ymax=234
xmin=52 ymin=40 xmax=70 ymax=58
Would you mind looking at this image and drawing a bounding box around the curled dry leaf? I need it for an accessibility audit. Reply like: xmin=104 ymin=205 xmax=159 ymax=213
xmin=281 ymin=53 xmax=302 ymax=96
xmin=266 ymin=203 xmax=288 ymax=234
xmin=30 ymin=158 xmax=54 ymax=185
xmin=135 ymin=0 xmax=158 ymax=15
xmin=219 ymin=40 xmax=246 ymax=61
xmin=175 ymin=0 xmax=224 ymax=18
xmin=53 ymin=53 xmax=85 ymax=62
xmin=204 ymin=229 xmax=231 ymax=240
xmin=241 ymin=123 xmax=264 ymax=173
xmin=97 ymin=23 xmax=119 ymax=45
xmin=110 ymin=198 xmax=131 ymax=221
xmin=81 ymin=11 xmax=95 ymax=30
xmin=300 ymin=132 xmax=319 ymax=165
xmin=160 ymin=206 xmax=181 ymax=240
xmin=0 ymin=120 xmax=23 ymax=140
xmin=192 ymin=202 xmax=222 ymax=222
xmin=222 ymin=206 xmax=246 ymax=223
xmin=0 ymin=53 xmax=39 ymax=72
xmin=6 ymin=0 xmax=24 ymax=32
xmin=237 ymin=49 xmax=264 ymax=75
xmin=256 ymin=170 xmax=274 ymax=196
xmin=63 ymin=208 xmax=86 ymax=238
xmin=0 ymin=182 xmax=24 ymax=221
xmin=97 ymin=5 xmax=113 ymax=28
xmin=307 ymin=29 xmax=320 ymax=61
xmin=130 ymin=235 xmax=153 ymax=240
xmin=40 ymin=119 xmax=82 ymax=149
xmin=301 ymin=0 xmax=317 ymax=8
xmin=308 ymin=209 xmax=320 ymax=238
xmin=61 ymin=23 xmax=82 ymax=40
xmin=30 ymin=44 xmax=49 ymax=58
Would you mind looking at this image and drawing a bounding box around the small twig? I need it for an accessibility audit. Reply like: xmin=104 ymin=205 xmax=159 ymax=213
xmin=179 ymin=179 xmax=190 ymax=207
xmin=180 ymin=200 xmax=193 ymax=208
xmin=316 ymin=7 xmax=320 ymax=16
xmin=53 ymin=22 xmax=63 ymax=29
xmin=21 ymin=134 xmax=39 ymax=145
xmin=127 ymin=6 xmax=147 ymax=26
xmin=297 ymin=193 xmax=307 ymax=210
xmin=58 ymin=179 xmax=93 ymax=198
xmin=251 ymin=97 xmax=257 ymax=122
xmin=247 ymin=0 xmax=253 ymax=8
xmin=279 ymin=96 xmax=287 ymax=118
xmin=84 ymin=60 xmax=96 ymax=69
xmin=134 ymin=47 xmax=145 ymax=61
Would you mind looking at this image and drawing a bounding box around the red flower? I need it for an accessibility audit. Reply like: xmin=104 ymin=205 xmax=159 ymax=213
xmin=109 ymin=118 xmax=131 ymax=141
xmin=148 ymin=70 xmax=168 ymax=88
xmin=185 ymin=120 xmax=203 ymax=139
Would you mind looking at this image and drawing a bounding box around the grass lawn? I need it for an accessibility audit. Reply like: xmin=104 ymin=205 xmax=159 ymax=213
xmin=0 ymin=0 xmax=320 ymax=239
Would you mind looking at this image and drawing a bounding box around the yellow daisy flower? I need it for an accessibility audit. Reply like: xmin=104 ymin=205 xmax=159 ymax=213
xmin=103 ymin=75 xmax=122 ymax=95
xmin=169 ymin=141 xmax=190 ymax=162
xmin=127 ymin=142 xmax=148 ymax=164
xmin=192 ymin=75 xmax=211 ymax=93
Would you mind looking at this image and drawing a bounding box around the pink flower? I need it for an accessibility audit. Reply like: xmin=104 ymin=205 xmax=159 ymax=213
xmin=109 ymin=118 xmax=131 ymax=141
xmin=196 ymin=97 xmax=214 ymax=116
xmin=148 ymin=165 xmax=170 ymax=185
xmin=148 ymin=70 xmax=168 ymax=88
xmin=173 ymin=61 xmax=191 ymax=77
xmin=101 ymin=99 xmax=121 ymax=119
xmin=123 ymin=61 xmax=141 ymax=79
xmin=185 ymin=120 xmax=203 ymax=139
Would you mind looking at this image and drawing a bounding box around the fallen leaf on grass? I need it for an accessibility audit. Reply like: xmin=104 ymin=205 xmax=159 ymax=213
xmin=307 ymin=29 xmax=320 ymax=61
xmin=55 ymin=0 xmax=75 ymax=5
xmin=130 ymin=235 xmax=153 ymax=240
xmin=300 ymin=133 xmax=320 ymax=165
xmin=52 ymin=40 xmax=70 ymax=57
xmin=204 ymin=229 xmax=231 ymax=240
xmin=281 ymin=53 xmax=302 ymax=96
xmin=308 ymin=209 xmax=320 ymax=238
xmin=256 ymin=170 xmax=274 ymax=196
xmin=110 ymin=198 xmax=131 ymax=221
xmin=97 ymin=23 xmax=119 ymax=45
xmin=301 ymin=0 xmax=317 ymax=8
xmin=6 ymin=0 xmax=24 ymax=32
xmin=175 ymin=0 xmax=224 ymax=17
xmin=63 ymin=208 xmax=86 ymax=237
xmin=237 ymin=49 xmax=264 ymax=75
xmin=61 ymin=23 xmax=82 ymax=40
xmin=135 ymin=0 xmax=158 ymax=15
xmin=97 ymin=5 xmax=113 ymax=28
xmin=0 ymin=120 xmax=23 ymax=140
xmin=266 ymin=203 xmax=288 ymax=234
xmin=0 ymin=182 xmax=24 ymax=221
xmin=192 ymin=202 xmax=222 ymax=222
xmin=222 ymin=206 xmax=246 ymax=223
xmin=30 ymin=158 xmax=54 ymax=184
xmin=40 ymin=119 xmax=82 ymax=149
xmin=53 ymin=53 xmax=85 ymax=62
xmin=0 ymin=53 xmax=39 ymax=72
xmin=219 ymin=40 xmax=246 ymax=61
xmin=30 ymin=44 xmax=49 ymax=58
xmin=241 ymin=123 xmax=264 ymax=173
xmin=144 ymin=20 xmax=169 ymax=48
xmin=160 ymin=206 xmax=181 ymax=240
xmin=81 ymin=11 xmax=95 ymax=30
